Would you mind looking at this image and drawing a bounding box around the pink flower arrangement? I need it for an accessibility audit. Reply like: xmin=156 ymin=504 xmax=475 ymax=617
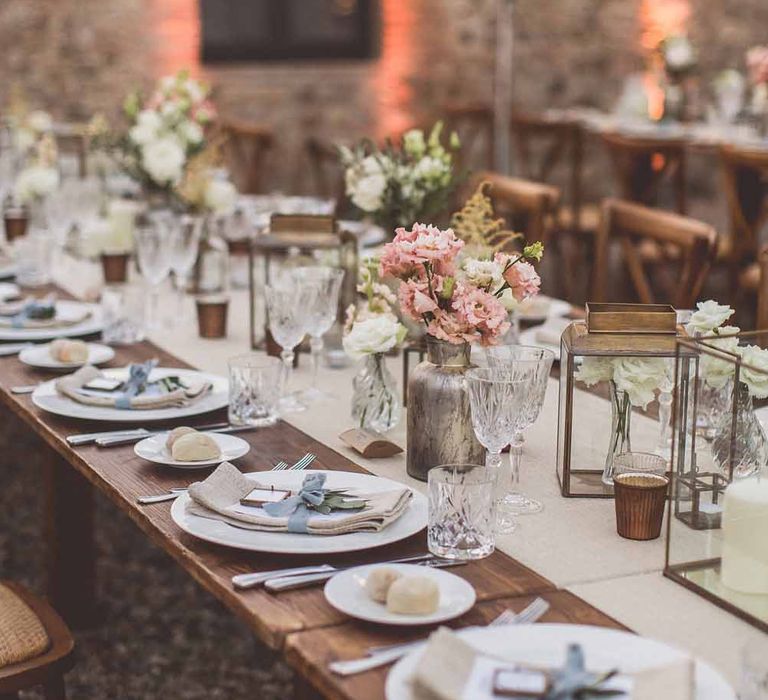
xmin=379 ymin=223 xmax=543 ymax=346
xmin=747 ymin=46 xmax=768 ymax=85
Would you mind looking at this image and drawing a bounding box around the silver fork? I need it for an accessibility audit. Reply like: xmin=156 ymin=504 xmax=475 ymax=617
xmin=136 ymin=453 xmax=316 ymax=504
xmin=328 ymin=596 xmax=551 ymax=676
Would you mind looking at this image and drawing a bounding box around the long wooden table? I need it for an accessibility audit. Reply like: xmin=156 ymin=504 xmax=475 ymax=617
xmin=0 ymin=309 xmax=627 ymax=698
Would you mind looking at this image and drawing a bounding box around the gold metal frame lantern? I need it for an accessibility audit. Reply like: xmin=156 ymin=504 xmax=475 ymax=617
xmin=557 ymin=303 xmax=692 ymax=498
xmin=665 ymin=329 xmax=768 ymax=633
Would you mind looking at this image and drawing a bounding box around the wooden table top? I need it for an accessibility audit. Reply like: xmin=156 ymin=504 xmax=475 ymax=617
xmin=0 ymin=293 xmax=634 ymax=698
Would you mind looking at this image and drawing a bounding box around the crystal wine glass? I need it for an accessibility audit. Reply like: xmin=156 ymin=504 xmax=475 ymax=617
xmin=289 ymin=266 xmax=344 ymax=402
xmin=168 ymin=214 xmax=204 ymax=322
xmin=265 ymin=283 xmax=312 ymax=413
xmin=480 ymin=346 xmax=554 ymax=515
xmin=134 ymin=216 xmax=172 ymax=330
xmin=466 ymin=367 xmax=528 ymax=534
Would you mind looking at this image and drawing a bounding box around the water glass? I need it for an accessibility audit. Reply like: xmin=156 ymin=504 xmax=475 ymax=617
xmin=428 ymin=464 xmax=496 ymax=560
xmin=14 ymin=230 xmax=54 ymax=287
xmin=228 ymin=355 xmax=283 ymax=427
xmin=101 ymin=285 xmax=146 ymax=345
xmin=168 ymin=214 xmax=204 ymax=320
xmin=134 ymin=218 xmax=172 ymax=329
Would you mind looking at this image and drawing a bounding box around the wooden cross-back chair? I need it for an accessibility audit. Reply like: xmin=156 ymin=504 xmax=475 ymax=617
xmin=510 ymin=112 xmax=597 ymax=234
xmin=219 ymin=119 xmax=274 ymax=195
xmin=55 ymin=130 xmax=89 ymax=179
xmin=739 ymin=246 xmax=768 ymax=330
xmin=442 ymin=103 xmax=494 ymax=173
xmin=720 ymin=145 xmax=768 ymax=291
xmin=602 ymin=132 xmax=688 ymax=214
xmin=304 ymin=137 xmax=346 ymax=204
xmin=592 ymin=198 xmax=717 ymax=309
xmin=467 ymin=171 xmax=561 ymax=249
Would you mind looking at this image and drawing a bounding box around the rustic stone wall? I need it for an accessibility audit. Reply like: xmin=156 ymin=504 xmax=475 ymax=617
xmin=1 ymin=0 xmax=767 ymax=191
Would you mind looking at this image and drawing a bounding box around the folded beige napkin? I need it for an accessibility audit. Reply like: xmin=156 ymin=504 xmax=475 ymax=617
xmin=186 ymin=461 xmax=413 ymax=535
xmin=412 ymin=628 xmax=487 ymax=700
xmin=0 ymin=301 xmax=91 ymax=329
xmin=55 ymin=365 xmax=212 ymax=410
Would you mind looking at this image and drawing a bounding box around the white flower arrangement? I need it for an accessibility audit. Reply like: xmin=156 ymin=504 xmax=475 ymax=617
xmin=340 ymin=122 xmax=460 ymax=233
xmin=342 ymin=314 xmax=407 ymax=360
xmin=13 ymin=134 xmax=59 ymax=204
xmin=576 ymin=356 xmax=669 ymax=410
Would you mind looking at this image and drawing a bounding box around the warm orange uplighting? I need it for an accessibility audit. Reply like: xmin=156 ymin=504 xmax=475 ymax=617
xmin=149 ymin=0 xmax=202 ymax=79
xmin=373 ymin=0 xmax=417 ymax=139
xmin=638 ymin=0 xmax=691 ymax=120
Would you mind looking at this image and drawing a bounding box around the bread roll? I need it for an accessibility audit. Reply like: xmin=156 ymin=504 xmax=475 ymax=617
xmin=386 ymin=576 xmax=440 ymax=615
xmin=365 ymin=567 xmax=402 ymax=603
xmin=166 ymin=426 xmax=196 ymax=450
xmin=50 ymin=339 xmax=89 ymax=364
xmin=171 ymin=432 xmax=221 ymax=462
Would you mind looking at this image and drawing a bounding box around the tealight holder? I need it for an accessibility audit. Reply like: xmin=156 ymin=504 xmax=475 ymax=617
xmin=101 ymin=252 xmax=130 ymax=284
xmin=196 ymin=296 xmax=229 ymax=339
xmin=3 ymin=206 xmax=28 ymax=242
xmin=665 ymin=329 xmax=768 ymax=633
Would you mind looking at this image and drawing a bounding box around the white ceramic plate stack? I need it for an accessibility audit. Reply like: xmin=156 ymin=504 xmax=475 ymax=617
xmin=19 ymin=342 xmax=115 ymax=371
xmin=0 ymin=300 xmax=104 ymax=342
xmin=134 ymin=431 xmax=250 ymax=469
xmin=31 ymin=367 xmax=229 ymax=422
xmin=324 ymin=563 xmax=476 ymax=626
xmin=171 ymin=469 xmax=428 ymax=555
xmin=385 ymin=624 xmax=735 ymax=700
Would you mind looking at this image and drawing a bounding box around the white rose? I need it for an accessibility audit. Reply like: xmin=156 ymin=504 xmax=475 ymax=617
xmin=462 ymin=258 xmax=503 ymax=288
xmin=613 ymin=357 xmax=668 ymax=409
xmin=737 ymin=345 xmax=768 ymax=399
xmin=27 ymin=110 xmax=53 ymax=133
xmin=413 ymin=155 xmax=446 ymax=182
xmin=204 ymin=178 xmax=237 ymax=213
xmin=14 ymin=165 xmax=60 ymax=203
xmin=575 ymin=356 xmax=615 ymax=387
xmin=178 ymin=120 xmax=203 ymax=145
xmin=350 ymin=173 xmax=387 ymax=212
xmin=343 ymin=315 xmax=406 ymax=359
xmin=700 ymin=326 xmax=740 ymax=390
xmin=403 ymin=129 xmax=426 ymax=157
xmin=686 ymin=299 xmax=735 ymax=335
xmin=141 ymin=137 xmax=186 ymax=185
xmin=129 ymin=110 xmax=163 ymax=146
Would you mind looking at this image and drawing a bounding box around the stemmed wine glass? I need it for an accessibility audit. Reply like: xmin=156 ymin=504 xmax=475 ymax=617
xmin=466 ymin=367 xmax=529 ymax=534
xmin=134 ymin=216 xmax=172 ymax=330
xmin=289 ymin=266 xmax=344 ymax=402
xmin=265 ymin=283 xmax=312 ymax=413
xmin=479 ymin=345 xmax=555 ymax=514
xmin=168 ymin=215 xmax=204 ymax=322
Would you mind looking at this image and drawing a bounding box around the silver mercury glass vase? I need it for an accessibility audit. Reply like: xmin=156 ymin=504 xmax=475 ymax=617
xmin=407 ymin=338 xmax=485 ymax=481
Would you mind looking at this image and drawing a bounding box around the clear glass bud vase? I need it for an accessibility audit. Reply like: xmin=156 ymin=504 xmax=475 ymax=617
xmin=602 ymin=381 xmax=632 ymax=486
xmin=351 ymin=353 xmax=400 ymax=433
xmin=712 ymin=382 xmax=768 ymax=479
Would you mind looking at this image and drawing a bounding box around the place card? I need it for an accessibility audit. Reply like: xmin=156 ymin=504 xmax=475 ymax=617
xmin=240 ymin=486 xmax=291 ymax=507
xmin=339 ymin=428 xmax=403 ymax=459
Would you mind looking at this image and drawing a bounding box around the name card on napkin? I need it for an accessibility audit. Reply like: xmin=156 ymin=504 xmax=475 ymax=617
xmin=339 ymin=428 xmax=403 ymax=459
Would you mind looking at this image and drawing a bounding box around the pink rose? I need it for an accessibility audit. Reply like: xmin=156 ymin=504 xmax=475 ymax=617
xmin=426 ymin=309 xmax=475 ymax=345
xmin=451 ymin=284 xmax=510 ymax=344
xmin=398 ymin=278 xmax=438 ymax=320
xmin=502 ymin=261 xmax=541 ymax=302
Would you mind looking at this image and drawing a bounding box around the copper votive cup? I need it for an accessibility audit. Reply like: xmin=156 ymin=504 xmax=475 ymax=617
xmin=613 ymin=452 xmax=669 ymax=541
xmin=101 ymin=252 xmax=130 ymax=284
xmin=4 ymin=211 xmax=28 ymax=242
xmin=196 ymin=297 xmax=229 ymax=338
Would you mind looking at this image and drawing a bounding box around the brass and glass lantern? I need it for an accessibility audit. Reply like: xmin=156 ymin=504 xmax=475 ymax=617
xmin=557 ymin=303 xmax=692 ymax=497
xmin=665 ymin=329 xmax=768 ymax=632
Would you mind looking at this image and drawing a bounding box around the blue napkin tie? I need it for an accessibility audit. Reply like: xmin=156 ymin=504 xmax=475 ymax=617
xmin=262 ymin=473 xmax=327 ymax=533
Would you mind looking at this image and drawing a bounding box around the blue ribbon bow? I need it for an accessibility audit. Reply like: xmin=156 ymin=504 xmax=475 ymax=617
xmin=546 ymin=644 xmax=620 ymax=699
xmin=262 ymin=473 xmax=327 ymax=533
xmin=114 ymin=359 xmax=158 ymax=410
xmin=11 ymin=299 xmax=56 ymax=328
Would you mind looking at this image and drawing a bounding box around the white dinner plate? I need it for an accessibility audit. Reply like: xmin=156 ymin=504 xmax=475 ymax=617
xmin=517 ymin=296 xmax=571 ymax=323
xmin=385 ymin=623 xmax=734 ymax=700
xmin=171 ymin=469 xmax=427 ymax=555
xmin=19 ymin=342 xmax=115 ymax=370
xmin=0 ymin=300 xmax=104 ymax=341
xmin=0 ymin=282 xmax=19 ymax=300
xmin=134 ymin=431 xmax=250 ymax=469
xmin=324 ymin=563 xmax=476 ymax=626
xmin=31 ymin=366 xmax=229 ymax=423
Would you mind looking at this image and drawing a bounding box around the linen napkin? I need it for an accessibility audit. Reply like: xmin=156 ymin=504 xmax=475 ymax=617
xmin=55 ymin=365 xmax=212 ymax=410
xmin=410 ymin=627 xmax=694 ymax=700
xmin=0 ymin=298 xmax=90 ymax=329
xmin=186 ymin=461 xmax=413 ymax=535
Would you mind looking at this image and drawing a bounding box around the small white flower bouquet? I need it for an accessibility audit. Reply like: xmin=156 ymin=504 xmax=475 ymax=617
xmin=339 ymin=122 xmax=461 ymax=235
xmin=14 ymin=134 xmax=60 ymax=205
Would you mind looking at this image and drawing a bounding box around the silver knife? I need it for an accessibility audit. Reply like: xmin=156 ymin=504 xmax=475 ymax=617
xmin=96 ymin=423 xmax=252 ymax=447
xmin=67 ymin=428 xmax=152 ymax=446
xmin=232 ymin=565 xmax=338 ymax=590
xmin=265 ymin=557 xmax=465 ymax=592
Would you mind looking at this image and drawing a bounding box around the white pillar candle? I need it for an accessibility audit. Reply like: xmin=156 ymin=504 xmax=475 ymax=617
xmin=106 ymin=199 xmax=139 ymax=252
xmin=721 ymin=476 xmax=768 ymax=595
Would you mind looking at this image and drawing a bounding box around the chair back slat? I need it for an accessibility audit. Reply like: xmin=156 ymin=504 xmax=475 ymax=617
xmin=592 ymin=198 xmax=717 ymax=309
xmin=220 ymin=119 xmax=274 ymax=195
xmin=756 ymin=247 xmax=768 ymax=331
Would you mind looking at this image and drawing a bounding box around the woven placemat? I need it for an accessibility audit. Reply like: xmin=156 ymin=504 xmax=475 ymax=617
xmin=0 ymin=583 xmax=50 ymax=668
